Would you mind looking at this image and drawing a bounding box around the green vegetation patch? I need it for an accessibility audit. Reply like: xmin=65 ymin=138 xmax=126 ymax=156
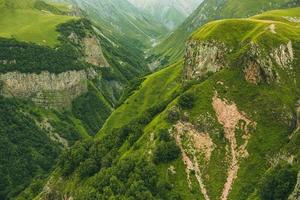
xmin=0 ymin=97 xmax=60 ymax=199
xmin=0 ymin=0 xmax=76 ymax=46
xmin=0 ymin=9 xmax=75 ymax=47
xmin=258 ymin=164 xmax=297 ymax=200
xmin=0 ymin=19 xmax=96 ymax=74
xmin=98 ymin=61 xmax=183 ymax=136
xmin=0 ymin=38 xmax=86 ymax=73
xmin=72 ymin=82 xmax=113 ymax=136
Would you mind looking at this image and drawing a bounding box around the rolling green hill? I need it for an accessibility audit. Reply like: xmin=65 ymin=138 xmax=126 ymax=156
xmin=151 ymin=0 xmax=300 ymax=66
xmin=0 ymin=0 xmax=76 ymax=46
xmin=0 ymin=0 xmax=36 ymax=8
xmin=29 ymin=7 xmax=300 ymax=200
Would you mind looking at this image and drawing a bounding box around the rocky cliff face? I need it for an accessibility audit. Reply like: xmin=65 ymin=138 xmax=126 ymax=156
xmin=0 ymin=69 xmax=96 ymax=109
xmin=83 ymin=36 xmax=109 ymax=67
xmin=67 ymin=31 xmax=109 ymax=68
xmin=184 ymin=40 xmax=228 ymax=80
xmin=0 ymin=19 xmax=111 ymax=110
xmin=183 ymin=39 xmax=295 ymax=84
xmin=243 ymin=41 xmax=294 ymax=84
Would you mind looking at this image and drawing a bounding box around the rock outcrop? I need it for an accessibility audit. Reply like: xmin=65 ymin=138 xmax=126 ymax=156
xmin=243 ymin=44 xmax=279 ymax=84
xmin=184 ymin=40 xmax=228 ymax=80
xmin=0 ymin=69 xmax=96 ymax=109
xmin=67 ymin=31 xmax=109 ymax=68
xmin=183 ymin=39 xmax=294 ymax=84
xmin=83 ymin=36 xmax=109 ymax=67
xmin=243 ymin=41 xmax=294 ymax=84
xmin=0 ymin=21 xmax=109 ymax=109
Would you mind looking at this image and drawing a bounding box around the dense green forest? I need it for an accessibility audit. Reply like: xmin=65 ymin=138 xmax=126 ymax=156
xmin=0 ymin=37 xmax=86 ymax=74
xmin=0 ymin=94 xmax=95 ymax=200
xmin=0 ymin=97 xmax=60 ymax=199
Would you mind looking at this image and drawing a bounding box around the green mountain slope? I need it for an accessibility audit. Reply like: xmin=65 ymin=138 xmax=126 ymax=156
xmin=151 ymin=0 xmax=300 ymax=66
xmin=0 ymin=0 xmax=152 ymax=133
xmin=0 ymin=0 xmax=76 ymax=46
xmin=31 ymin=7 xmax=300 ymax=200
xmin=0 ymin=1 xmax=155 ymax=199
xmin=99 ymin=61 xmax=182 ymax=136
xmin=0 ymin=2 xmax=90 ymax=199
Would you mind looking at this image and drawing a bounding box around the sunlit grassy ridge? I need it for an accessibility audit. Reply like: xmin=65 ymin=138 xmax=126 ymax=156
xmin=0 ymin=0 xmax=36 ymax=8
xmin=191 ymin=7 xmax=300 ymax=50
xmin=152 ymin=0 xmax=300 ymax=65
xmin=0 ymin=0 xmax=76 ymax=46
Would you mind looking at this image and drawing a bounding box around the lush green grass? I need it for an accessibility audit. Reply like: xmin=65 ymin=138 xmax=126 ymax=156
xmin=0 ymin=0 xmax=36 ymax=9
xmin=0 ymin=0 xmax=76 ymax=46
xmin=219 ymin=0 xmax=298 ymax=18
xmin=190 ymin=7 xmax=300 ymax=54
xmin=192 ymin=19 xmax=299 ymax=46
xmin=98 ymin=61 xmax=183 ymax=136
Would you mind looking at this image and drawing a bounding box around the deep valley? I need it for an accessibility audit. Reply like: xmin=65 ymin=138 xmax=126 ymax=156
xmin=0 ymin=0 xmax=300 ymax=200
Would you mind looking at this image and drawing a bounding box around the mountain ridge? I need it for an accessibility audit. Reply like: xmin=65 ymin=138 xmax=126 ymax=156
xmin=151 ymin=0 xmax=300 ymax=67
